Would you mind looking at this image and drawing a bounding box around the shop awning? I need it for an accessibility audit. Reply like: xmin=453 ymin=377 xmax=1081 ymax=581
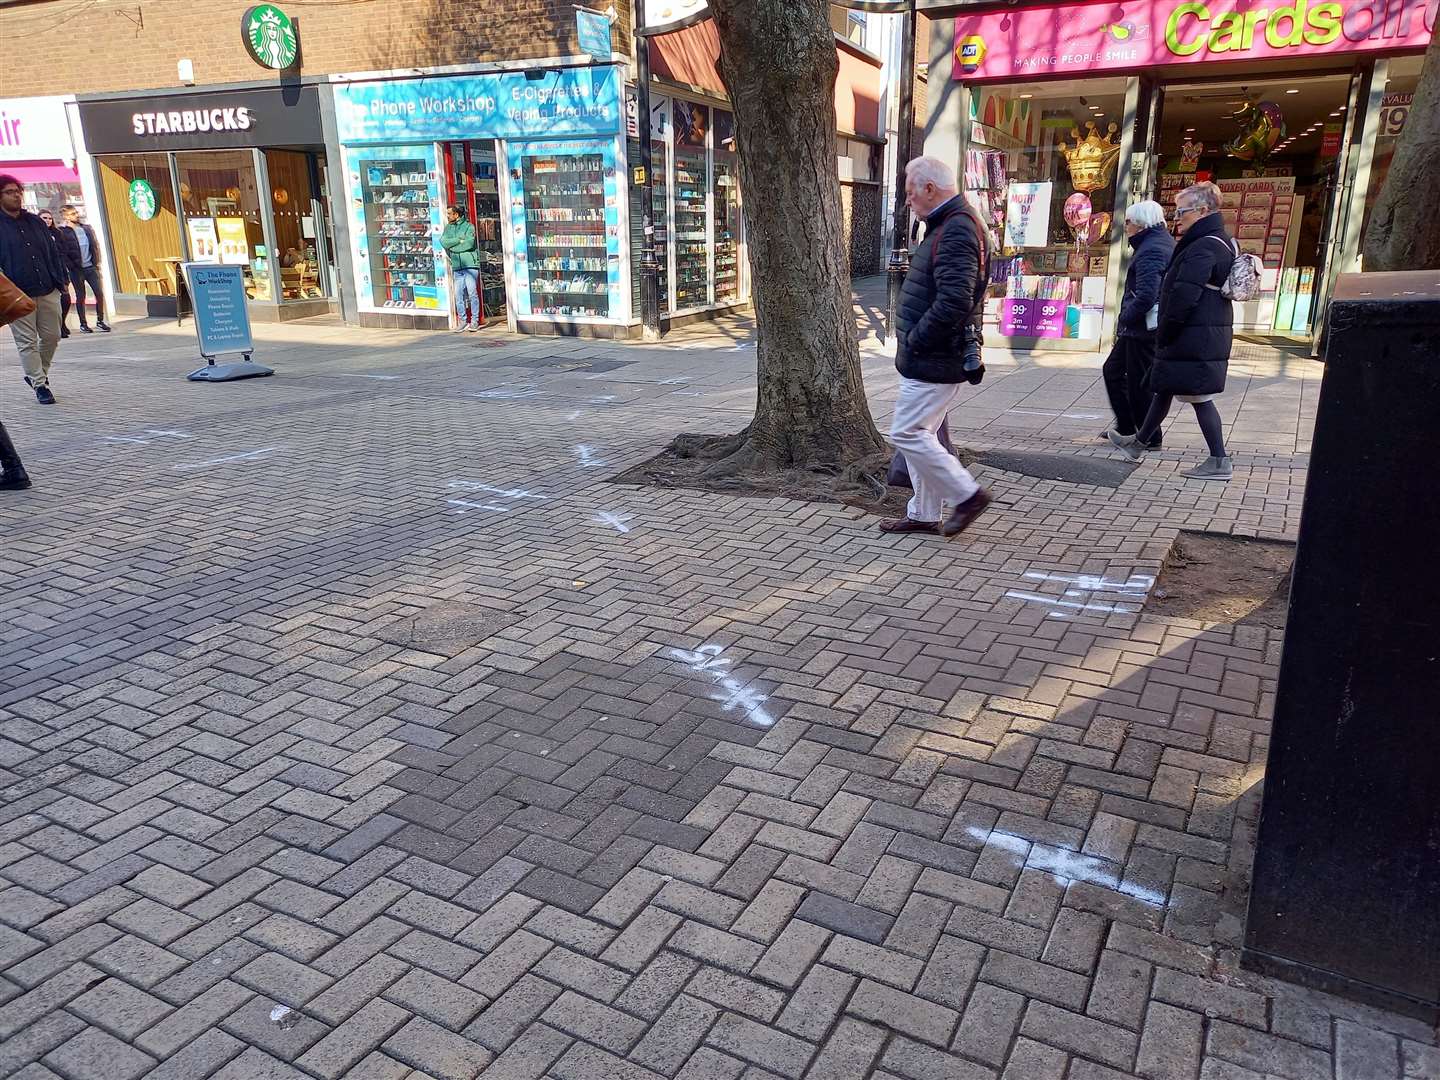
xmin=0 ymin=162 xmax=80 ymax=185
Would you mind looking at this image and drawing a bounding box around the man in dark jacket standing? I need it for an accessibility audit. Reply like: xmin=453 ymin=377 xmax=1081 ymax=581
xmin=882 ymin=156 xmax=992 ymax=538
xmin=0 ymin=175 xmax=68 ymax=405
xmin=1109 ymin=182 xmax=1235 ymax=480
xmin=61 ymin=205 xmax=109 ymax=334
xmin=1103 ymin=200 xmax=1173 ymax=446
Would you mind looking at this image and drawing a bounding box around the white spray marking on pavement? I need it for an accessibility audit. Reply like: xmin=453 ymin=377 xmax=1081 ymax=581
xmin=670 ymin=391 xmax=705 ymax=397
xmin=447 ymin=499 xmax=510 ymax=514
xmin=593 ymin=511 xmax=633 ymax=534
xmin=105 ymin=429 xmax=195 ymax=445
xmin=1005 ymin=591 xmax=1142 ymax=617
xmin=966 ymin=826 xmax=1166 ymax=907
xmin=335 ymin=373 xmax=401 ymax=380
xmin=173 ymin=447 xmax=284 ymax=470
xmin=1023 ymin=571 xmax=1154 ymax=592
xmin=588 ymin=394 xmax=618 ymax=404
xmin=574 ymin=445 xmax=605 ymax=468
xmin=666 ymin=645 xmax=774 ymax=728
xmin=448 ymin=481 xmax=546 ymax=500
xmin=1006 ymin=570 xmax=1152 ymax=620
xmin=658 ymin=377 xmax=691 ymax=385
xmin=1008 ymin=408 xmax=1105 ymax=420
xmin=467 ymin=386 xmax=542 ymax=400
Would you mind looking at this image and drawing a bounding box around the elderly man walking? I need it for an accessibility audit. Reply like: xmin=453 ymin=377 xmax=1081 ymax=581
xmin=0 ymin=175 xmax=69 ymax=405
xmin=881 ymin=156 xmax=991 ymax=538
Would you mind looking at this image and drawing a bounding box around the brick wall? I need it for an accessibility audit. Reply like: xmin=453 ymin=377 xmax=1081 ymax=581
xmin=0 ymin=0 xmax=634 ymax=97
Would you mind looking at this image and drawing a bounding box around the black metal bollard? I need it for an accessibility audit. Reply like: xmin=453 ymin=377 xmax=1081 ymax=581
xmin=1242 ymin=271 xmax=1440 ymax=1021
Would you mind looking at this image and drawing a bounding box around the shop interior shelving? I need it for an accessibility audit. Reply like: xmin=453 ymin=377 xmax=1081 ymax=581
xmin=521 ymin=151 xmax=610 ymax=318
xmin=673 ymin=147 xmax=708 ymax=310
xmin=361 ymin=159 xmax=435 ymax=310
xmin=713 ymin=155 xmax=740 ymax=303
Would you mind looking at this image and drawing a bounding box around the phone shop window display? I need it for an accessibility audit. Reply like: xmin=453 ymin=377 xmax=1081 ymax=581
xmin=964 ymin=88 xmax=1125 ymax=343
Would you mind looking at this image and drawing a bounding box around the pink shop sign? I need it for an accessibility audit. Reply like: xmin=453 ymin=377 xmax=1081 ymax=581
xmin=953 ymin=0 xmax=1436 ymax=81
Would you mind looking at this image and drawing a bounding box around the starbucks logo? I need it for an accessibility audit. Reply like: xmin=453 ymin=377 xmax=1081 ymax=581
xmin=128 ymin=178 xmax=158 ymax=221
xmin=242 ymin=4 xmax=298 ymax=70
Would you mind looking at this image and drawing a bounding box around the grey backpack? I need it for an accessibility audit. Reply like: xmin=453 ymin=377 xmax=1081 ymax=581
xmin=1205 ymin=236 xmax=1263 ymax=302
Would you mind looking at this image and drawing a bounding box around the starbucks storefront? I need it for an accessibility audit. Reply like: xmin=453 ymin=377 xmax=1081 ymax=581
xmin=76 ymin=84 xmax=335 ymax=320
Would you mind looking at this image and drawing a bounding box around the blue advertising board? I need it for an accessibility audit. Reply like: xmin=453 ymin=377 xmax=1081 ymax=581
xmin=575 ymin=10 xmax=613 ymax=60
xmin=183 ymin=263 xmax=253 ymax=356
xmin=334 ymin=65 xmax=622 ymax=144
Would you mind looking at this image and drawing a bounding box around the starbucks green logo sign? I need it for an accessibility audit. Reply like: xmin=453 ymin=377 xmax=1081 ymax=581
xmin=242 ymin=4 xmax=298 ymax=70
xmin=128 ymin=178 xmax=157 ymax=221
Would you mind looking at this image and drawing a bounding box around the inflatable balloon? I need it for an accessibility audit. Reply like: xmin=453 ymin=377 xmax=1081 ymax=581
xmin=1086 ymin=212 xmax=1112 ymax=246
xmin=1063 ymin=192 xmax=1092 ymax=231
xmin=1226 ymin=101 xmax=1285 ymax=165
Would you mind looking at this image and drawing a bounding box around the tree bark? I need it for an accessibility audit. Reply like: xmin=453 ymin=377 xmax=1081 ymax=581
xmin=705 ymin=0 xmax=886 ymax=473
xmin=1363 ymin=34 xmax=1440 ymax=270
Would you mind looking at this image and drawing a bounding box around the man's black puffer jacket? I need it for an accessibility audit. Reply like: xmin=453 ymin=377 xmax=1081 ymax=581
xmin=896 ymin=196 xmax=984 ymax=384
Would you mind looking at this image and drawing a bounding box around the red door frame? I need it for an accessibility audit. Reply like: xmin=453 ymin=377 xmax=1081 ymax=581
xmin=440 ymin=141 xmax=489 ymax=327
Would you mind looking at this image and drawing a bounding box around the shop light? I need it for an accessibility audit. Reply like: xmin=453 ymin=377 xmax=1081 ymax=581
xmin=1020 ymin=93 xmax=1033 ymax=99
xmin=1285 ymin=88 xmax=1300 ymax=94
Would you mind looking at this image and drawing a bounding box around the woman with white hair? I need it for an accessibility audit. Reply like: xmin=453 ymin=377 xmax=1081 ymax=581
xmin=1102 ymin=199 xmax=1174 ymax=447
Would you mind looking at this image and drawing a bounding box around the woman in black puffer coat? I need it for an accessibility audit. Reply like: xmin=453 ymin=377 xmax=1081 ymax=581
xmin=1109 ymin=181 xmax=1236 ymax=481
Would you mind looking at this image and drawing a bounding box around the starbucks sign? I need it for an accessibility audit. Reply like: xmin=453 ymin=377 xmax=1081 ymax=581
xmin=242 ymin=5 xmax=298 ymax=70
xmin=128 ymin=178 xmax=158 ymax=221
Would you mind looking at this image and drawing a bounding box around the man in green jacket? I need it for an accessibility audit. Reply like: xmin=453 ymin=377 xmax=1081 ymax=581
xmin=441 ymin=205 xmax=482 ymax=331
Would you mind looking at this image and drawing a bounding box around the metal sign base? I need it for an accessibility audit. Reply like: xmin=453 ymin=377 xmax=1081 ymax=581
xmin=187 ymin=353 xmax=274 ymax=382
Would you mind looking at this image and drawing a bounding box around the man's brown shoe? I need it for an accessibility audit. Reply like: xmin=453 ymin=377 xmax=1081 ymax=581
xmin=940 ymin=489 xmax=991 ymax=537
xmin=879 ymin=516 xmax=939 ymax=534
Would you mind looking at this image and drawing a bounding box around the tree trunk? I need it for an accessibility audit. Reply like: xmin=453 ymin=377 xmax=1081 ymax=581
xmin=1363 ymin=34 xmax=1440 ymax=270
xmin=704 ymin=0 xmax=886 ymax=473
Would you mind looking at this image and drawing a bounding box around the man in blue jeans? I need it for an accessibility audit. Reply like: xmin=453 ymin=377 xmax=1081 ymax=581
xmin=61 ymin=205 xmax=109 ymax=333
xmin=441 ymin=204 xmax=482 ymax=331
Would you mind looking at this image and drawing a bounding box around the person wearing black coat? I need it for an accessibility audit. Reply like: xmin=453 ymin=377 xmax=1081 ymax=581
xmin=883 ymin=156 xmax=992 ymax=539
xmin=39 ymin=210 xmax=75 ymax=338
xmin=1109 ymin=182 xmax=1236 ymax=480
xmin=1102 ymin=201 xmax=1173 ymax=447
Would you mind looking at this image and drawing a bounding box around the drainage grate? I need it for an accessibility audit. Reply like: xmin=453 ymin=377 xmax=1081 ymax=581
xmin=376 ymin=603 xmax=519 ymax=650
xmin=975 ymin=450 xmax=1136 ymax=489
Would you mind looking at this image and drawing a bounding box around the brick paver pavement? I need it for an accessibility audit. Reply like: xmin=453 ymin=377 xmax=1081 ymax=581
xmin=1 ymin=286 xmax=1432 ymax=1080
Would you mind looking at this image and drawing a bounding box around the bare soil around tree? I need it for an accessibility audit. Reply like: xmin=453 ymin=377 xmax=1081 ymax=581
xmin=1146 ymin=531 xmax=1294 ymax=629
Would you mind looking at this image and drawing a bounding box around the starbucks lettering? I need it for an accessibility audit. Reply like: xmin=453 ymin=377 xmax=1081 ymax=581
xmin=78 ymin=87 xmax=320 ymax=154
xmin=131 ymin=107 xmax=254 ymax=137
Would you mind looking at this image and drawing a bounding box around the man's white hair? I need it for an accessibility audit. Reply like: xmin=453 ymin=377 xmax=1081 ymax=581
xmin=1125 ymin=200 xmax=1167 ymax=229
xmin=906 ymin=155 xmax=957 ymax=192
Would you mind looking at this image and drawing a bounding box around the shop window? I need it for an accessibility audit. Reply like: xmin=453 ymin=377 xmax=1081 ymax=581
xmin=96 ymin=153 xmax=180 ymax=295
xmin=713 ymin=110 xmax=741 ymax=304
xmin=265 ymin=149 xmax=329 ymax=300
xmin=672 ymin=100 xmax=710 ymax=310
xmin=964 ymin=82 xmax=1126 ymax=345
xmin=353 ymin=146 xmax=443 ymax=313
xmin=1361 ymin=57 xmax=1423 ymax=267
xmin=176 ymin=151 xmax=270 ymax=300
xmin=628 ymin=95 xmax=670 ymax=315
xmin=506 ymin=139 xmax=623 ymax=321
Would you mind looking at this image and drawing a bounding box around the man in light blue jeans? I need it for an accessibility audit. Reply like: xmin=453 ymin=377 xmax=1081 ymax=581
xmin=441 ymin=204 xmax=482 ymax=331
